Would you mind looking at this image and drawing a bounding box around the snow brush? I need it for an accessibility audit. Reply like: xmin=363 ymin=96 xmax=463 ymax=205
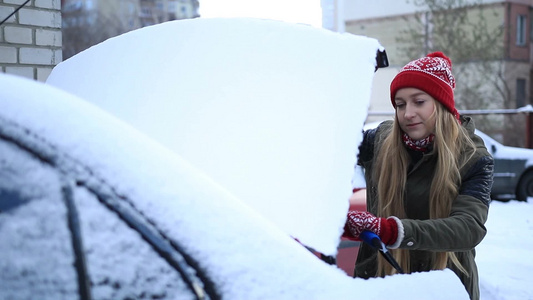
xmin=360 ymin=230 xmax=405 ymax=274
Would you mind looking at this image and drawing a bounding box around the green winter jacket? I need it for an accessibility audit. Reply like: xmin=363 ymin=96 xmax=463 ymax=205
xmin=354 ymin=116 xmax=494 ymax=300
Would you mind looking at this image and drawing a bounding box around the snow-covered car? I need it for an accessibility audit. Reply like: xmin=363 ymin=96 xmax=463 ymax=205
xmin=0 ymin=73 xmax=471 ymax=299
xmin=360 ymin=121 xmax=533 ymax=201
xmin=47 ymin=17 xmax=387 ymax=262
xmin=475 ymin=130 xmax=533 ymax=201
xmin=47 ymin=17 xmax=389 ymax=279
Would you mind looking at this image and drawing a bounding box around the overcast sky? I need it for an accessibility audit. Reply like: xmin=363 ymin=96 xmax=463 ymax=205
xmin=198 ymin=0 xmax=323 ymax=27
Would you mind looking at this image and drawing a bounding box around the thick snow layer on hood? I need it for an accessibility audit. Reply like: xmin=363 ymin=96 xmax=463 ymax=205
xmin=47 ymin=17 xmax=382 ymax=255
xmin=0 ymin=73 xmax=470 ymax=299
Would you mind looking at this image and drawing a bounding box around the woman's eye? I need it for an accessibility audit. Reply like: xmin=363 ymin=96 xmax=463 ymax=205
xmin=396 ymin=103 xmax=405 ymax=108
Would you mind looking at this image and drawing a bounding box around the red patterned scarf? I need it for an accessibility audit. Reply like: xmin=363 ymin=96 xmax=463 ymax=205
xmin=402 ymin=133 xmax=434 ymax=152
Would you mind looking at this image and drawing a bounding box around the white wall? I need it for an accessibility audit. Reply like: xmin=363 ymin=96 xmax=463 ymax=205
xmin=343 ymin=0 xmax=418 ymax=21
xmin=366 ymin=65 xmax=397 ymax=123
xmin=322 ymin=0 xmax=345 ymax=32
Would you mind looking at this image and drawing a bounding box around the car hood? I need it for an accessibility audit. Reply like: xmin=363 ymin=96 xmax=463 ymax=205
xmin=48 ymin=17 xmax=380 ymax=255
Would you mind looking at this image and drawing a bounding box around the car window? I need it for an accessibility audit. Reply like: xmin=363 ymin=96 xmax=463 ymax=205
xmin=73 ymin=185 xmax=196 ymax=300
xmin=0 ymin=139 xmax=79 ymax=299
xmin=0 ymin=137 xmax=198 ymax=300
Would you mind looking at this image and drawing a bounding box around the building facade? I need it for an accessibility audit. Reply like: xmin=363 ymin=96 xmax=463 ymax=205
xmin=340 ymin=0 xmax=533 ymax=147
xmin=0 ymin=0 xmax=62 ymax=82
xmin=61 ymin=0 xmax=199 ymax=59
xmin=1 ymin=0 xmax=199 ymax=81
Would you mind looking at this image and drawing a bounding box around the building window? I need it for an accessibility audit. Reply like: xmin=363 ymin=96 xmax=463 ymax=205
xmin=84 ymin=0 xmax=94 ymax=10
xmin=517 ymin=15 xmax=527 ymax=46
xmin=516 ymin=78 xmax=526 ymax=108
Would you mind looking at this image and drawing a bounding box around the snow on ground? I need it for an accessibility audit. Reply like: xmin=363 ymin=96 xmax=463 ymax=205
xmin=477 ymin=198 xmax=533 ymax=300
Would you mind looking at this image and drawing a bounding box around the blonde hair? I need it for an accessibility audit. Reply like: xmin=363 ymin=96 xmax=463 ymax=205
xmin=372 ymin=102 xmax=476 ymax=276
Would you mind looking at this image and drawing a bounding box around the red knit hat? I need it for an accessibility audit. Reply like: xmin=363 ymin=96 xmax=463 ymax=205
xmin=390 ymin=51 xmax=459 ymax=120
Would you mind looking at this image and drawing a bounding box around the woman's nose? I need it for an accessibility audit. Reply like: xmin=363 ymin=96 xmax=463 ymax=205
xmin=403 ymin=104 xmax=416 ymax=119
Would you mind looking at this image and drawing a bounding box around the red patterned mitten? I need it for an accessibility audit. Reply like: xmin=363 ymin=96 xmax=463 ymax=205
xmin=344 ymin=210 xmax=401 ymax=246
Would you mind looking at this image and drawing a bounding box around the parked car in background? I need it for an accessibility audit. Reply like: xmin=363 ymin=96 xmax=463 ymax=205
xmin=475 ymin=130 xmax=533 ymax=201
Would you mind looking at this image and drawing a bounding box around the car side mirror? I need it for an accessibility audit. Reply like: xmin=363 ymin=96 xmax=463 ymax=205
xmin=375 ymin=50 xmax=389 ymax=72
xmin=491 ymin=144 xmax=497 ymax=154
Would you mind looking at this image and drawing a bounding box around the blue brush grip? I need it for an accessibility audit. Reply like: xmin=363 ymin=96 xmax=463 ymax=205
xmin=360 ymin=231 xmax=404 ymax=274
xmin=360 ymin=230 xmax=381 ymax=248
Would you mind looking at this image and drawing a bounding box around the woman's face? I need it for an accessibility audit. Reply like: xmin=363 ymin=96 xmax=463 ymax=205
xmin=394 ymin=87 xmax=437 ymax=140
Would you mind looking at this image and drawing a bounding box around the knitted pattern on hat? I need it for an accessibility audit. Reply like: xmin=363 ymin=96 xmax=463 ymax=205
xmin=390 ymin=52 xmax=459 ymax=120
xmin=401 ymin=52 xmax=455 ymax=89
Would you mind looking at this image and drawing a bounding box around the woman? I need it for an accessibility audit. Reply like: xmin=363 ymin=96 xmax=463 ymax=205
xmin=343 ymin=52 xmax=494 ymax=300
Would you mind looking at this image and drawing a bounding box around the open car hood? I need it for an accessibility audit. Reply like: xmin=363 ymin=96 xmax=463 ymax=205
xmin=48 ymin=17 xmax=383 ymax=255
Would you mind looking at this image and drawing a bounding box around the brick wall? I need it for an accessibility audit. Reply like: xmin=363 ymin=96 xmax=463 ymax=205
xmin=0 ymin=0 xmax=61 ymax=82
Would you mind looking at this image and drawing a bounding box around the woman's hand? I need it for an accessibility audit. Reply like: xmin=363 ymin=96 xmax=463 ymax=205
xmin=343 ymin=211 xmax=401 ymax=246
